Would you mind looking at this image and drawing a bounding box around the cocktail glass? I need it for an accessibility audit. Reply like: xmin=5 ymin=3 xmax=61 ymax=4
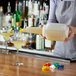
xmin=12 ymin=39 xmax=26 ymax=66
xmin=1 ymin=32 xmax=13 ymax=54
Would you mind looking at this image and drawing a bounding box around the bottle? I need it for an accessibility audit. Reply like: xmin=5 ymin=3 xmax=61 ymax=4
xmin=36 ymin=35 xmax=42 ymax=50
xmin=44 ymin=23 xmax=69 ymax=41
xmin=25 ymin=1 xmax=28 ymax=20
xmin=45 ymin=39 xmax=51 ymax=50
xmin=42 ymin=7 xmax=47 ymax=25
xmin=43 ymin=1 xmax=49 ymax=20
xmin=28 ymin=34 xmax=36 ymax=49
xmin=41 ymin=38 xmax=45 ymax=51
xmin=33 ymin=1 xmax=40 ymax=16
xmin=39 ymin=5 xmax=43 ymax=24
xmin=23 ymin=19 xmax=28 ymax=28
xmin=28 ymin=15 xmax=36 ymax=49
xmin=22 ymin=0 xmax=28 ymax=28
xmin=50 ymin=41 xmax=55 ymax=50
xmin=0 ymin=6 xmax=4 ymax=27
xmin=12 ymin=1 xmax=22 ymax=31
xmin=18 ymin=1 xmax=23 ymax=15
xmin=33 ymin=1 xmax=40 ymax=27
xmin=36 ymin=23 xmax=45 ymax=51
xmin=6 ymin=2 xmax=12 ymax=16
xmin=28 ymin=14 xmax=35 ymax=27
xmin=4 ymin=2 xmax=12 ymax=29
xmin=22 ymin=23 xmax=69 ymax=41
xmin=22 ymin=0 xmax=25 ymax=19
xmin=28 ymin=0 xmax=33 ymax=16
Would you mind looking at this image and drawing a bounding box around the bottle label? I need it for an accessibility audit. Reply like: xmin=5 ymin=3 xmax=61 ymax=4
xmin=4 ymin=15 xmax=12 ymax=27
xmin=36 ymin=35 xmax=42 ymax=50
xmin=45 ymin=39 xmax=51 ymax=48
xmin=28 ymin=17 xmax=32 ymax=27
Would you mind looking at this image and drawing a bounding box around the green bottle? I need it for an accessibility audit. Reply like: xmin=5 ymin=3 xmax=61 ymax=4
xmin=12 ymin=1 xmax=22 ymax=31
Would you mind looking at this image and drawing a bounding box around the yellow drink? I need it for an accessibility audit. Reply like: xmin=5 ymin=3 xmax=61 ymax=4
xmin=2 ymin=32 xmax=13 ymax=41
xmin=12 ymin=40 xmax=25 ymax=49
xmin=45 ymin=30 xmax=66 ymax=41
xmin=22 ymin=27 xmax=42 ymax=35
xmin=1 ymin=32 xmax=13 ymax=41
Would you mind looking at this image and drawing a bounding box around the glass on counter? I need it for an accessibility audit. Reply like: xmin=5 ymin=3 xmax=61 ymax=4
xmin=0 ymin=32 xmax=13 ymax=54
xmin=10 ymin=33 xmax=27 ymax=66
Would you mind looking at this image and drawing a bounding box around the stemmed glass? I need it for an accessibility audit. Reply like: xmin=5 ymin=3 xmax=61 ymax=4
xmin=1 ymin=32 xmax=13 ymax=54
xmin=11 ymin=33 xmax=26 ymax=66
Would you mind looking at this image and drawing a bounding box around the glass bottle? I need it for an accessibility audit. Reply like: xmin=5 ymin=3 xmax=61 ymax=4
xmin=12 ymin=1 xmax=22 ymax=31
xmin=28 ymin=34 xmax=36 ymax=49
xmin=6 ymin=2 xmax=12 ymax=16
xmin=36 ymin=35 xmax=42 ymax=50
xmin=0 ymin=6 xmax=4 ymax=28
xmin=4 ymin=2 xmax=12 ymax=29
xmin=25 ymin=1 xmax=28 ymax=20
xmin=22 ymin=0 xmax=25 ymax=19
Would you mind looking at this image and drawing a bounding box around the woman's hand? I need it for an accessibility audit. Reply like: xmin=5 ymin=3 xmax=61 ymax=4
xmin=64 ymin=25 xmax=75 ymax=42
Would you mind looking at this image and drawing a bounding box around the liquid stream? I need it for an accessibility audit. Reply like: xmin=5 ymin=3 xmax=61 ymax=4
xmin=22 ymin=27 xmax=67 ymax=41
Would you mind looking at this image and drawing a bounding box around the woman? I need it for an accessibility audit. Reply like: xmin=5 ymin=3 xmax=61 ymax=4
xmin=48 ymin=0 xmax=76 ymax=59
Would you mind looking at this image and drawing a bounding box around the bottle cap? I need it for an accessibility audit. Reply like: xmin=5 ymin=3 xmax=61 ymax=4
xmin=16 ymin=1 xmax=19 ymax=5
xmin=8 ymin=2 xmax=10 ymax=6
xmin=0 ymin=6 xmax=3 ymax=12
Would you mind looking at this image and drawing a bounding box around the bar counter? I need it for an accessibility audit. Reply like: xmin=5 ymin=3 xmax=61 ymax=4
xmin=0 ymin=53 xmax=76 ymax=76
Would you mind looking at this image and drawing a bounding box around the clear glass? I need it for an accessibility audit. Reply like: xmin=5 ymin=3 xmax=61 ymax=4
xmin=1 ymin=32 xmax=13 ymax=54
xmin=11 ymin=33 xmax=26 ymax=66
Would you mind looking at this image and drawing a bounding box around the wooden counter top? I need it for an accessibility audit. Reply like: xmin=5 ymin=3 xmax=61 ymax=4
xmin=0 ymin=53 xmax=76 ymax=76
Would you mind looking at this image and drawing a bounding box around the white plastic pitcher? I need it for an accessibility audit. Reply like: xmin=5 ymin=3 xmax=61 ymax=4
xmin=43 ymin=23 xmax=69 ymax=41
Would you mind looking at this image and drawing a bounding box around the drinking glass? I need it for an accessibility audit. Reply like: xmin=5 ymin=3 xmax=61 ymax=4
xmin=1 ymin=32 xmax=13 ymax=54
xmin=11 ymin=33 xmax=26 ymax=66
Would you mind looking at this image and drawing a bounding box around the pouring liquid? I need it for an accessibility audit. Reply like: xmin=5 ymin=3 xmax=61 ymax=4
xmin=22 ymin=24 xmax=69 ymax=41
